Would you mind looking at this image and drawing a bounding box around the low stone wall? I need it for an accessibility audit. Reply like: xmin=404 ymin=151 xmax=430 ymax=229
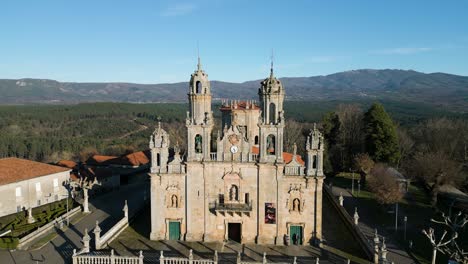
xmin=94 ymin=200 xmax=129 ymax=250
xmin=96 ymin=217 xmax=128 ymax=249
xmin=322 ymin=186 xmax=374 ymax=261
xmin=17 ymin=206 xmax=81 ymax=249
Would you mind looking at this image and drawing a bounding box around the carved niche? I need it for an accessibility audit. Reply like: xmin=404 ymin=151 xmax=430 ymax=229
xmin=165 ymin=183 xmax=183 ymax=209
xmin=222 ymin=168 xmax=242 ymax=203
xmin=287 ymin=184 xmax=305 ymax=213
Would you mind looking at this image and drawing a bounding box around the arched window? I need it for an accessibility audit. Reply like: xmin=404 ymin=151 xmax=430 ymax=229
xmin=269 ymin=103 xmax=276 ymax=124
xmin=312 ymin=155 xmax=317 ymax=169
xmin=171 ymin=194 xmax=178 ymax=208
xmin=229 ymin=185 xmax=239 ymax=201
xmin=254 ymin=135 xmax=259 ymax=145
xmin=293 ymin=198 xmax=301 ymax=211
xmin=196 ymin=81 xmax=202 ymax=94
xmin=195 ymin=134 xmax=203 ymax=153
xmin=267 ymin=134 xmax=276 ymax=155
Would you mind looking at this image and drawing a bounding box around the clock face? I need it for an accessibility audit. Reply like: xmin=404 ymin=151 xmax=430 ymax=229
xmin=230 ymin=145 xmax=239 ymax=154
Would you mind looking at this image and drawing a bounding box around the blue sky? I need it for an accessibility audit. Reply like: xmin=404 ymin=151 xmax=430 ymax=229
xmin=1 ymin=0 xmax=467 ymax=83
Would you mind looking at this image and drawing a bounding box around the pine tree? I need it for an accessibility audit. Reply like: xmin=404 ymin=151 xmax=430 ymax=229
xmin=363 ymin=103 xmax=400 ymax=165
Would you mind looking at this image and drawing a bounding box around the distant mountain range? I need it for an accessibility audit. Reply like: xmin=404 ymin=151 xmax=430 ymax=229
xmin=1 ymin=69 xmax=468 ymax=112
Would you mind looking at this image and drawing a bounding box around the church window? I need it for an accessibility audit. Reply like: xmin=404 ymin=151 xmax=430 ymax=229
xmin=196 ymin=81 xmax=202 ymax=94
xmin=312 ymin=155 xmax=317 ymax=169
xmin=195 ymin=134 xmax=203 ymax=153
xmin=267 ymin=135 xmax=276 ymax=155
xmin=254 ymin=135 xmax=259 ymax=145
xmin=269 ymin=103 xmax=276 ymax=124
xmin=157 ymin=153 xmax=161 ymax=166
xmin=229 ymin=185 xmax=239 ymax=201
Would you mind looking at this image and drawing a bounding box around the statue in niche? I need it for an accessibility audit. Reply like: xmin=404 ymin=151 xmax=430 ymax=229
xmin=267 ymin=135 xmax=275 ymax=154
xmin=229 ymin=185 xmax=239 ymax=201
xmin=293 ymin=198 xmax=301 ymax=212
xmin=195 ymin=135 xmax=202 ymax=153
xmin=171 ymin=194 xmax=178 ymax=208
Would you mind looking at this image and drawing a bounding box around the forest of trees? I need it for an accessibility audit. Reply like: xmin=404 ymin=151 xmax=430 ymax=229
xmin=0 ymin=101 xmax=467 ymax=195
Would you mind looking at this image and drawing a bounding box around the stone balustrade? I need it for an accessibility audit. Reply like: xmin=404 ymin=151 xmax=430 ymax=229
xmin=72 ymin=249 xmax=143 ymax=264
xmin=159 ymin=249 xmax=217 ymax=264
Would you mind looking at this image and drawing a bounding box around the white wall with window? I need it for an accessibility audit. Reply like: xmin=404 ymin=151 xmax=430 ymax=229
xmin=0 ymin=170 xmax=70 ymax=217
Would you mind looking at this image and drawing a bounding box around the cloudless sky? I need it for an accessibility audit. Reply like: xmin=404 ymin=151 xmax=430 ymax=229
xmin=1 ymin=0 xmax=467 ymax=83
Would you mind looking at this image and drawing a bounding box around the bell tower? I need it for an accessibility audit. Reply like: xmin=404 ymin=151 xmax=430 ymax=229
xmin=306 ymin=124 xmax=324 ymax=177
xmin=186 ymin=57 xmax=213 ymax=161
xmin=258 ymin=61 xmax=285 ymax=163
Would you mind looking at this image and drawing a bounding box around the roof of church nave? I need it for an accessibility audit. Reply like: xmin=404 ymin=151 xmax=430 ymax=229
xmin=251 ymin=146 xmax=305 ymax=165
xmin=220 ymin=100 xmax=260 ymax=111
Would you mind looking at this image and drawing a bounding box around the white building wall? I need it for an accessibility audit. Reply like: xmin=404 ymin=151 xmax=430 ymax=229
xmin=0 ymin=170 xmax=70 ymax=217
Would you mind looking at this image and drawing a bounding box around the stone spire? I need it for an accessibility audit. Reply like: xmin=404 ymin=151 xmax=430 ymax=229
xmin=197 ymin=55 xmax=202 ymax=71
xmin=270 ymin=50 xmax=274 ymax=78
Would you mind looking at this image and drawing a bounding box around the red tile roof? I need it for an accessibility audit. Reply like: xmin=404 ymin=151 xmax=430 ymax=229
xmin=119 ymin=150 xmax=151 ymax=167
xmin=251 ymin=146 xmax=305 ymax=165
xmin=57 ymin=160 xmax=77 ymax=169
xmin=87 ymin=151 xmax=150 ymax=167
xmin=0 ymin=158 xmax=71 ymax=185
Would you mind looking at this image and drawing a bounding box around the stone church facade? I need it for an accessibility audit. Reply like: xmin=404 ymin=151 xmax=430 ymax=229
xmin=149 ymin=59 xmax=325 ymax=245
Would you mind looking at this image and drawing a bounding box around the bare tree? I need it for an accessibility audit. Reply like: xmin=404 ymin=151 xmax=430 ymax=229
xmin=335 ymin=104 xmax=365 ymax=169
xmin=423 ymin=212 xmax=468 ymax=264
xmin=367 ymin=164 xmax=403 ymax=205
xmin=410 ymin=151 xmax=463 ymax=204
xmin=354 ymin=153 xmax=375 ymax=182
xmin=396 ymin=126 xmax=414 ymax=169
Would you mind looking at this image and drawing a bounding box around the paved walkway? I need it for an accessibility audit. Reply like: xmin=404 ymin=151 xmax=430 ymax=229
xmin=0 ymin=181 xmax=149 ymax=264
xmin=331 ymin=185 xmax=417 ymax=264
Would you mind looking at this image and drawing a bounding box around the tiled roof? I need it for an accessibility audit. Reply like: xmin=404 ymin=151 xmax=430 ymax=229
xmin=251 ymin=146 xmax=305 ymax=165
xmin=57 ymin=160 xmax=77 ymax=169
xmin=120 ymin=150 xmax=151 ymax=166
xmin=89 ymin=155 xmax=118 ymax=164
xmin=87 ymin=151 xmax=150 ymax=167
xmin=0 ymin=158 xmax=71 ymax=185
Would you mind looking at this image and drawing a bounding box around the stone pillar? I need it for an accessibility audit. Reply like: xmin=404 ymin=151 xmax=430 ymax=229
xmin=262 ymin=253 xmax=267 ymax=264
xmin=83 ymin=188 xmax=90 ymax=213
xmin=72 ymin=249 xmax=77 ymax=264
xmin=315 ymin=257 xmax=320 ymax=264
xmin=123 ymin=200 xmax=128 ymax=219
xmin=27 ymin=207 xmax=35 ymax=224
xmin=189 ymin=249 xmax=193 ymax=261
xmin=139 ymin=251 xmax=144 ymax=264
xmin=339 ymin=193 xmax=344 ymax=206
xmin=213 ymin=250 xmax=218 ymax=262
xmin=353 ymin=207 xmax=359 ymax=225
xmin=159 ymin=251 xmax=165 ymax=264
xmin=237 ymin=252 xmax=241 ymax=263
xmin=110 ymin=249 xmax=115 ymax=264
xmin=82 ymin=228 xmax=91 ymax=253
xmin=373 ymin=229 xmax=380 ymax=264
xmin=93 ymin=220 xmax=102 ymax=250
xmin=380 ymin=239 xmax=388 ymax=263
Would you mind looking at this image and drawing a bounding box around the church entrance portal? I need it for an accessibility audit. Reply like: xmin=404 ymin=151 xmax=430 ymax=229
xmin=228 ymin=223 xmax=241 ymax=243
xmin=289 ymin=225 xmax=303 ymax=245
xmin=168 ymin=221 xmax=180 ymax=240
